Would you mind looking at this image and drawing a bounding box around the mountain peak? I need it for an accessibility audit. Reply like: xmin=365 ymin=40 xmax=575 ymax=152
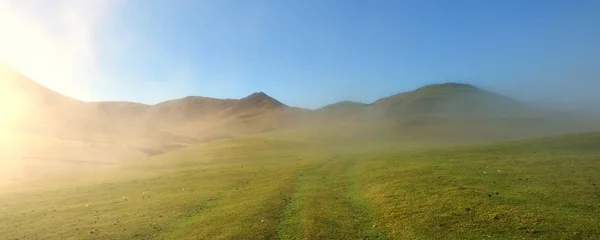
xmin=240 ymin=92 xmax=286 ymax=108
xmin=245 ymin=91 xmax=269 ymax=98
xmin=416 ymin=82 xmax=481 ymax=92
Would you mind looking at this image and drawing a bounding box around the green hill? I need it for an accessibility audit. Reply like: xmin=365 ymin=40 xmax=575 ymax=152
xmin=373 ymin=82 xmax=519 ymax=116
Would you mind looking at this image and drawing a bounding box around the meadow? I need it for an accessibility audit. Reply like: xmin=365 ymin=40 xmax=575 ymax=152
xmin=1 ymin=130 xmax=599 ymax=239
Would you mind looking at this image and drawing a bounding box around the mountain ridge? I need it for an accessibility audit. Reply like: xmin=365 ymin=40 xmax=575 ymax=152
xmin=0 ymin=64 xmax=516 ymax=113
xmin=4 ymin=66 xmax=597 ymax=137
xmin=0 ymin=64 xmax=513 ymax=111
xmin=2 ymin=65 xmax=599 ymax=180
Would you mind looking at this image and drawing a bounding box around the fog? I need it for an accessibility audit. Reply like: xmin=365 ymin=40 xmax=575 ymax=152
xmin=1 ymin=0 xmax=599 ymax=188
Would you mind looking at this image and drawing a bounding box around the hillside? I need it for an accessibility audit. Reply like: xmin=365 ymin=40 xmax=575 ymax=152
xmin=0 ymin=64 xmax=87 ymax=134
xmin=2 ymin=65 xmax=599 ymax=183
xmin=372 ymin=83 xmax=519 ymax=116
xmin=0 ymin=66 xmax=298 ymax=182
xmin=4 ymin=64 xmax=591 ymax=137
xmin=0 ymin=65 xmax=294 ymax=137
xmin=4 ymin=64 xmax=598 ymax=140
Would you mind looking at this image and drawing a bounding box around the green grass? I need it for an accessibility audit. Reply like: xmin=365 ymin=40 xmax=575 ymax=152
xmin=1 ymin=132 xmax=599 ymax=239
xmin=357 ymin=133 xmax=600 ymax=239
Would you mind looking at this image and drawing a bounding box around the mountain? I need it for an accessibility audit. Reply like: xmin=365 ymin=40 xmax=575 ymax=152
xmin=0 ymin=66 xmax=296 ymax=168
xmin=6 ymin=64 xmax=517 ymax=134
xmin=0 ymin=64 xmax=92 ymax=134
xmin=304 ymin=83 xmax=599 ymax=140
xmin=3 ymin=64 xmax=593 ymax=136
xmin=148 ymin=96 xmax=237 ymax=124
xmin=238 ymin=92 xmax=286 ymax=109
xmin=373 ymin=83 xmax=523 ymax=116
xmin=0 ymin=64 xmax=78 ymax=106
xmin=311 ymin=83 xmax=521 ymax=119
xmin=0 ymin=64 xmax=291 ymax=137
xmin=372 ymin=83 xmax=519 ymax=116
xmin=310 ymin=83 xmax=524 ymax=126
xmin=3 ymin=64 xmax=598 ymax=163
xmin=3 ymin=66 xmax=599 ymax=183
xmin=149 ymin=92 xmax=294 ymax=137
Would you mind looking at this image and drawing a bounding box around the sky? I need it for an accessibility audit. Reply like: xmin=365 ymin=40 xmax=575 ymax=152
xmin=1 ymin=0 xmax=599 ymax=109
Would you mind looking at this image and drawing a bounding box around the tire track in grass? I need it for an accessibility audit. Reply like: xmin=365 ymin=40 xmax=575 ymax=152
xmin=346 ymin=156 xmax=391 ymax=240
xmin=273 ymin=172 xmax=309 ymax=240
xmin=162 ymin=173 xmax=298 ymax=239
xmin=273 ymin=155 xmax=340 ymax=239
xmin=274 ymin=153 xmax=389 ymax=239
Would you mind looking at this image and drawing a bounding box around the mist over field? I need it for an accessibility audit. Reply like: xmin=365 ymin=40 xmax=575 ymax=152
xmin=1 ymin=59 xmax=599 ymax=188
xmin=3 ymin=59 xmax=600 ymax=239
xmin=2 ymin=0 xmax=600 ymax=239
xmin=3 ymin=55 xmax=600 ymax=236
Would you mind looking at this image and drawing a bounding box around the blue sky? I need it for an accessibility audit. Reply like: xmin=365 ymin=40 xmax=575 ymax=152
xmin=2 ymin=0 xmax=599 ymax=108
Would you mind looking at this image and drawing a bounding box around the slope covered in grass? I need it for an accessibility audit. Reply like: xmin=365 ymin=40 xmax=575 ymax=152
xmin=1 ymin=131 xmax=599 ymax=239
xmin=357 ymin=132 xmax=600 ymax=239
xmin=373 ymin=83 xmax=518 ymax=116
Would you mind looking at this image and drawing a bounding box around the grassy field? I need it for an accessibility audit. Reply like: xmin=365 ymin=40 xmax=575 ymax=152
xmin=1 ymin=131 xmax=599 ymax=239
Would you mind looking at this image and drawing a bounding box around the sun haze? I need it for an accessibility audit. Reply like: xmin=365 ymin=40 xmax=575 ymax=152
xmin=1 ymin=1 xmax=600 ymax=239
